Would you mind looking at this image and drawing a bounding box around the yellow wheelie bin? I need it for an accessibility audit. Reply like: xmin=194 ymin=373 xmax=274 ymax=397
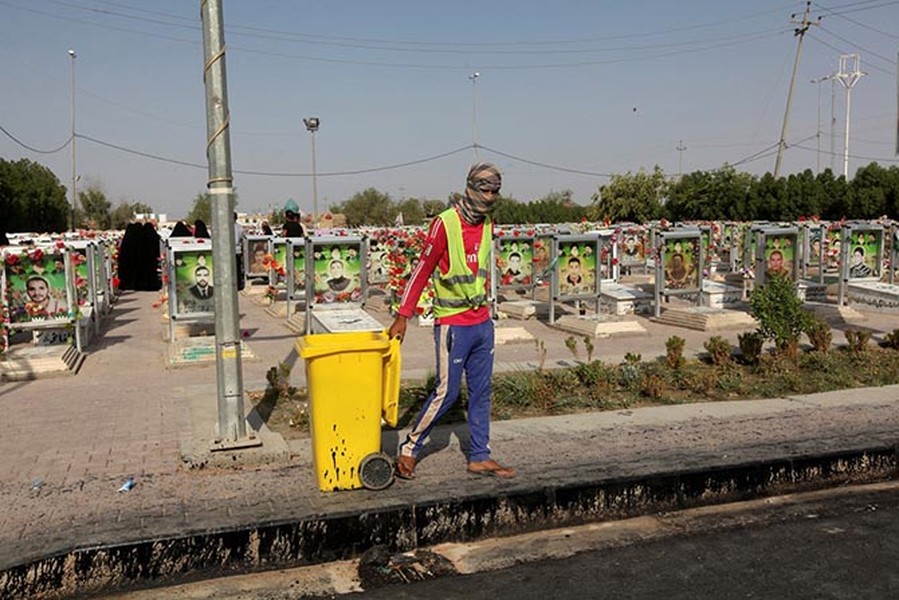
xmin=296 ymin=330 xmax=400 ymax=492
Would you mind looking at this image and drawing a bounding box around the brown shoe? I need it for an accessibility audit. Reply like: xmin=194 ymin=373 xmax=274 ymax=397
xmin=395 ymin=455 xmax=417 ymax=480
xmin=467 ymin=459 xmax=516 ymax=479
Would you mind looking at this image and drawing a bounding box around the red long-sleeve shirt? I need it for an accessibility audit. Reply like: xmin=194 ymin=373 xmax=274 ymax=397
xmin=397 ymin=209 xmax=492 ymax=326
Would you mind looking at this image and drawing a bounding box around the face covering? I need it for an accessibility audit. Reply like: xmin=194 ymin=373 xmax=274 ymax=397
xmin=453 ymin=162 xmax=502 ymax=225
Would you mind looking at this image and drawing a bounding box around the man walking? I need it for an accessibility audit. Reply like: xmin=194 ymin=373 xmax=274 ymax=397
xmin=388 ymin=162 xmax=515 ymax=480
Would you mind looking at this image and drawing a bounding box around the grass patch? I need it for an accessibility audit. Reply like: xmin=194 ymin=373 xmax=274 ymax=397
xmin=253 ymin=344 xmax=899 ymax=440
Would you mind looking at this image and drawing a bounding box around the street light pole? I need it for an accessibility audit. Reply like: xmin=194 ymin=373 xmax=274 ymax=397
xmin=68 ymin=49 xmax=77 ymax=231
xmin=811 ymin=75 xmax=834 ymax=174
xmin=469 ymin=71 xmax=479 ymax=160
xmin=835 ymin=53 xmax=866 ymax=178
xmin=303 ymin=117 xmax=320 ymax=224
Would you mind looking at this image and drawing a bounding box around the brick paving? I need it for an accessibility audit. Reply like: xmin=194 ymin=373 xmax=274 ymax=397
xmin=0 ymin=286 xmax=898 ymax=585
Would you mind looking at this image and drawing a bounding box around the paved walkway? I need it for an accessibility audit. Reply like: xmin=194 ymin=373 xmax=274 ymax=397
xmin=1 ymin=287 xmax=898 ymax=597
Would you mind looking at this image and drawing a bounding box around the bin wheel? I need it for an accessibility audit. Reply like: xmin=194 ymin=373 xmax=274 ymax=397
xmin=359 ymin=453 xmax=395 ymax=491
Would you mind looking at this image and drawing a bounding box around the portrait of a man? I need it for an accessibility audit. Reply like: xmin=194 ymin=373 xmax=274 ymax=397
xmin=187 ymin=265 xmax=213 ymax=299
xmin=326 ymin=259 xmax=351 ymax=292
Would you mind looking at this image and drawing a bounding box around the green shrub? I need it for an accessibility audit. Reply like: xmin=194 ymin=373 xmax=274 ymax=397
xmin=624 ymin=352 xmax=642 ymax=364
xmin=583 ymin=336 xmax=596 ymax=363
xmin=738 ymin=331 xmax=764 ymax=366
xmin=665 ymin=336 xmax=686 ymax=370
xmin=564 ymin=336 xmax=579 ymax=360
xmin=805 ymin=315 xmax=832 ymax=353
xmin=845 ymin=329 xmax=871 ymax=353
xmin=749 ymin=272 xmax=809 ymax=350
xmin=704 ymin=336 xmax=732 ymax=366
xmin=883 ymin=329 xmax=899 ymax=350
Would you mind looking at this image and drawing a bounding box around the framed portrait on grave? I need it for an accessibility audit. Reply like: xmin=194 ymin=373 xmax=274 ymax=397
xmin=495 ymin=236 xmax=534 ymax=289
xmin=597 ymin=232 xmax=618 ymax=282
xmin=824 ymin=225 xmax=842 ymax=273
xmin=554 ymin=235 xmax=599 ymax=299
xmin=533 ymin=236 xmax=552 ymax=281
xmin=761 ymin=232 xmax=797 ymax=281
xmin=618 ymin=227 xmax=646 ymax=268
xmin=287 ymin=239 xmax=306 ymax=300
xmin=67 ymin=241 xmax=95 ymax=310
xmin=662 ymin=236 xmax=700 ymax=291
xmin=846 ymin=227 xmax=882 ymax=280
xmin=4 ymin=246 xmax=72 ymax=324
xmin=367 ymin=236 xmax=389 ymax=286
xmin=804 ymin=225 xmax=823 ymax=268
xmin=308 ymin=237 xmax=365 ymax=304
xmin=244 ymin=236 xmax=271 ymax=279
xmin=271 ymin=239 xmax=289 ymax=286
xmin=172 ymin=248 xmax=215 ymax=316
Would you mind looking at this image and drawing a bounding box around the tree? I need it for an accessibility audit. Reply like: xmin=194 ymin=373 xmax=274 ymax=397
xmin=0 ymin=157 xmax=69 ymax=233
xmin=589 ymin=166 xmax=667 ymax=224
xmin=186 ymin=192 xmax=212 ymax=225
xmin=110 ymin=201 xmax=154 ymax=229
xmin=421 ymin=198 xmax=447 ymax=219
xmin=395 ymin=197 xmax=425 ymax=226
xmin=78 ymin=185 xmax=112 ymax=230
xmin=331 ymin=188 xmax=394 ymax=227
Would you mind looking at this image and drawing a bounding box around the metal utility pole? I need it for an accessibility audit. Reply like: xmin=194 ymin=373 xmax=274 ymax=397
xmin=811 ymin=75 xmax=834 ymax=174
xmin=469 ymin=71 xmax=479 ymax=159
xmin=835 ymin=53 xmax=865 ymax=178
xmin=773 ymin=1 xmax=819 ymax=178
xmin=830 ymin=75 xmax=837 ymax=172
xmin=676 ymin=140 xmax=687 ymax=177
xmin=68 ymin=49 xmax=77 ymax=231
xmin=200 ymin=0 xmax=256 ymax=450
xmin=303 ymin=117 xmax=320 ymax=223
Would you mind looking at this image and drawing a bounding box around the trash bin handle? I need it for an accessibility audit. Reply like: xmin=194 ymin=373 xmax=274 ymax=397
xmin=298 ymin=339 xmax=390 ymax=361
xmin=381 ymin=337 xmax=401 ymax=427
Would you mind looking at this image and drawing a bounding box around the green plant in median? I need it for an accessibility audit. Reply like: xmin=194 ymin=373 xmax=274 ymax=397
xmin=535 ymin=339 xmax=547 ymax=371
xmin=564 ymin=335 xmax=579 ymax=361
xmin=583 ymin=336 xmax=595 ymax=363
xmin=738 ymin=331 xmax=764 ymax=366
xmin=805 ymin=315 xmax=832 ymax=353
xmin=845 ymin=329 xmax=872 ymax=353
xmin=749 ymin=272 xmax=810 ymax=352
xmin=884 ymin=329 xmax=899 ymax=350
xmin=665 ymin=335 xmax=686 ymax=369
xmin=704 ymin=335 xmax=732 ymax=365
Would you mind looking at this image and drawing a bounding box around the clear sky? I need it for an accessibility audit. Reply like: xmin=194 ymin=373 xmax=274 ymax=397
xmin=2 ymin=0 xmax=898 ymax=219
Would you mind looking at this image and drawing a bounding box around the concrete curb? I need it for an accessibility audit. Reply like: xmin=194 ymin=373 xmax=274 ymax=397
xmin=2 ymin=443 xmax=895 ymax=599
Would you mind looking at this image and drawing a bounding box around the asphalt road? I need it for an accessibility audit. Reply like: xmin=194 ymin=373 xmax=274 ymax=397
xmin=112 ymin=481 xmax=899 ymax=600
xmin=347 ymin=483 xmax=899 ymax=600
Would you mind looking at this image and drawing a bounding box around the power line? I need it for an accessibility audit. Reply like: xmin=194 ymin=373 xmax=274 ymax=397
xmin=817 ymin=25 xmax=898 ymax=65
xmin=807 ymin=34 xmax=894 ymax=75
xmin=814 ymin=1 xmax=899 ymax=39
xmin=7 ymin=0 xmax=789 ymax=70
xmin=0 ymin=125 xmax=71 ymax=154
xmin=478 ymin=145 xmax=612 ymax=177
xmin=791 ymin=141 xmax=899 ymax=162
xmin=78 ymin=0 xmax=793 ymax=49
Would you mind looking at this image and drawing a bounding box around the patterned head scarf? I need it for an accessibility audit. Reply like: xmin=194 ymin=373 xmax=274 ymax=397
xmin=453 ymin=162 xmax=502 ymax=225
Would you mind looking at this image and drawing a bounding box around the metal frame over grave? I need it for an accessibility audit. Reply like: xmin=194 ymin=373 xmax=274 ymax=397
xmin=752 ymin=225 xmax=800 ymax=287
xmin=1 ymin=245 xmax=84 ymax=353
xmin=549 ymin=233 xmax=602 ymax=324
xmin=839 ymin=221 xmax=888 ymax=307
xmin=654 ymin=228 xmax=705 ymax=318
xmin=304 ymin=236 xmax=381 ymax=334
xmin=165 ymin=240 xmax=216 ymax=343
xmin=285 ymin=238 xmax=306 ymax=319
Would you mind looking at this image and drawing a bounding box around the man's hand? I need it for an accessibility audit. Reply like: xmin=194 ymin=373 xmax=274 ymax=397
xmin=388 ymin=315 xmax=408 ymax=343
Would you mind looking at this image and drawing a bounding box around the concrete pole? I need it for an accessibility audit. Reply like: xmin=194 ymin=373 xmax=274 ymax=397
xmin=69 ymin=49 xmax=77 ymax=231
xmin=470 ymin=71 xmax=479 ymax=160
xmin=311 ymin=128 xmax=318 ymax=221
xmin=199 ymin=0 xmax=252 ymax=448
xmin=773 ymin=2 xmax=817 ymax=179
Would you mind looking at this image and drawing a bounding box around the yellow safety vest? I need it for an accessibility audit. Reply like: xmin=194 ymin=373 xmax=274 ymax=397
xmin=432 ymin=208 xmax=492 ymax=318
